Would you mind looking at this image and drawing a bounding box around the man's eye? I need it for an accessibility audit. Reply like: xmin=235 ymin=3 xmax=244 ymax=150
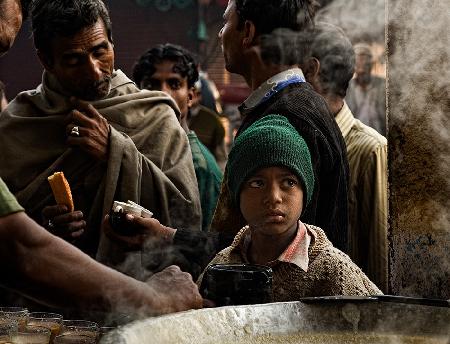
xmin=65 ymin=57 xmax=80 ymax=66
xmin=169 ymin=80 xmax=181 ymax=90
xmin=93 ymin=49 xmax=107 ymax=58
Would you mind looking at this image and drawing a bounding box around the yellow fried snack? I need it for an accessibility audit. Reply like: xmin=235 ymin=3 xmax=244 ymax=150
xmin=47 ymin=172 xmax=74 ymax=212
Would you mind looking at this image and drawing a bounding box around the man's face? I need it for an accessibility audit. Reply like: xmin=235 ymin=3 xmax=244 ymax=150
xmin=355 ymin=53 xmax=373 ymax=86
xmin=0 ymin=0 xmax=23 ymax=56
xmin=42 ymin=19 xmax=114 ymax=101
xmin=219 ymin=0 xmax=244 ymax=74
xmin=239 ymin=166 xmax=304 ymax=238
xmin=139 ymin=60 xmax=192 ymax=120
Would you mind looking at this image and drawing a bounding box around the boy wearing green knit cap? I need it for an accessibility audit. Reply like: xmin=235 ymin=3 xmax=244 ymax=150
xmin=199 ymin=115 xmax=381 ymax=301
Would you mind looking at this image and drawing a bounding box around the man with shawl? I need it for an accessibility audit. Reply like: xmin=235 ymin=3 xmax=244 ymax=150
xmin=0 ymin=0 xmax=201 ymax=275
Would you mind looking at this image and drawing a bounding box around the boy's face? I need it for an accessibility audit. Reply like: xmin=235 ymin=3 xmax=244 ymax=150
xmin=139 ymin=60 xmax=192 ymax=120
xmin=239 ymin=166 xmax=304 ymax=237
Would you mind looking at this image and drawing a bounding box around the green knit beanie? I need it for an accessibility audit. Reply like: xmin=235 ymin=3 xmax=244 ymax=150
xmin=227 ymin=115 xmax=314 ymax=207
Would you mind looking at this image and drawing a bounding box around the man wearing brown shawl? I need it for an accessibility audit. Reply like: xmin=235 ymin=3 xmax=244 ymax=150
xmin=0 ymin=0 xmax=201 ymax=275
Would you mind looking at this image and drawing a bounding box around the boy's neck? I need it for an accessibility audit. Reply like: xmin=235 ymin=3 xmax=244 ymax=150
xmin=248 ymin=226 xmax=298 ymax=265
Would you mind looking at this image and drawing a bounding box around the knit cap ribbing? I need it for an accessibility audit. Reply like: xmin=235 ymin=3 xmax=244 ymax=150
xmin=227 ymin=115 xmax=314 ymax=206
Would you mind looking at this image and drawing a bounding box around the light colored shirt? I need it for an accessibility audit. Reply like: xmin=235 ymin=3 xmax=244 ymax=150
xmin=238 ymin=221 xmax=313 ymax=272
xmin=335 ymin=102 xmax=388 ymax=292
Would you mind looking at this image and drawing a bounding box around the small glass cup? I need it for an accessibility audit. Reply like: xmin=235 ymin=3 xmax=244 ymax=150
xmin=10 ymin=326 xmax=51 ymax=344
xmin=0 ymin=308 xmax=28 ymax=330
xmin=53 ymin=333 xmax=95 ymax=344
xmin=97 ymin=327 xmax=114 ymax=341
xmin=0 ymin=320 xmax=18 ymax=344
xmin=60 ymin=321 xmax=98 ymax=341
xmin=27 ymin=313 xmax=63 ymax=343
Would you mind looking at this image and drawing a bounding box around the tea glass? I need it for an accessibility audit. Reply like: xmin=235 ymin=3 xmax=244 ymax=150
xmin=53 ymin=333 xmax=95 ymax=344
xmin=0 ymin=320 xmax=18 ymax=344
xmin=10 ymin=326 xmax=51 ymax=344
xmin=27 ymin=313 xmax=63 ymax=343
xmin=0 ymin=308 xmax=28 ymax=330
xmin=60 ymin=320 xmax=98 ymax=341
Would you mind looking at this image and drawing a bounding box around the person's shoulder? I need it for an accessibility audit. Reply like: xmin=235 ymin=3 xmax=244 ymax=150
xmin=198 ymin=105 xmax=223 ymax=124
xmin=308 ymin=226 xmax=364 ymax=276
xmin=349 ymin=119 xmax=387 ymax=148
xmin=372 ymin=75 xmax=386 ymax=85
xmin=189 ymin=134 xmax=222 ymax=174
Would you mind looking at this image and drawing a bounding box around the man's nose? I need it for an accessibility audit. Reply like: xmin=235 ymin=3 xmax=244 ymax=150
xmin=161 ymin=83 xmax=174 ymax=97
xmin=86 ymin=57 xmax=103 ymax=81
xmin=218 ymin=27 xmax=224 ymax=39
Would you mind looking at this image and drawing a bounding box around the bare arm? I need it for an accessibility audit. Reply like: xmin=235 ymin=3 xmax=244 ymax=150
xmin=0 ymin=211 xmax=202 ymax=315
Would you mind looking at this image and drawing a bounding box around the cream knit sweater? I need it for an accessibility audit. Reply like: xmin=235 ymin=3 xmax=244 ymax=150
xmin=199 ymin=225 xmax=382 ymax=301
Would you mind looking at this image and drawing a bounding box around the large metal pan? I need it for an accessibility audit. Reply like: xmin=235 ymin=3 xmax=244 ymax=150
xmin=100 ymin=296 xmax=449 ymax=343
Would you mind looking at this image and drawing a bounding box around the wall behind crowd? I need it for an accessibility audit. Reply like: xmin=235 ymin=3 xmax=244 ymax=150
xmin=0 ymin=0 xmax=198 ymax=100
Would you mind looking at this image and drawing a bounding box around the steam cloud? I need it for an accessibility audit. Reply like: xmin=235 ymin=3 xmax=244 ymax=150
xmin=316 ymin=0 xmax=385 ymax=43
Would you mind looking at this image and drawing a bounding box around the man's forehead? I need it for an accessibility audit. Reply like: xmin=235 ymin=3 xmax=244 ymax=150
xmin=152 ymin=61 xmax=184 ymax=76
xmin=52 ymin=20 xmax=109 ymax=51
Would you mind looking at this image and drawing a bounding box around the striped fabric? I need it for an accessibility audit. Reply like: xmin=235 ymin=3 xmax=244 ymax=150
xmin=335 ymin=102 xmax=388 ymax=292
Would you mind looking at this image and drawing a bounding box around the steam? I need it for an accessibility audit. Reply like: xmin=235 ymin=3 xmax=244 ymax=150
xmin=316 ymin=0 xmax=385 ymax=43
xmin=387 ymin=0 xmax=450 ymax=301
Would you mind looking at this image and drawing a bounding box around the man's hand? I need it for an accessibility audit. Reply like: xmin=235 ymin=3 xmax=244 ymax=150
xmin=102 ymin=214 xmax=177 ymax=251
xmin=146 ymin=265 xmax=203 ymax=313
xmin=66 ymin=98 xmax=110 ymax=161
xmin=42 ymin=205 xmax=86 ymax=242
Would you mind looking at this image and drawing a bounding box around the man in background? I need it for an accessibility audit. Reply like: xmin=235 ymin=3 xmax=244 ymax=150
xmin=346 ymin=43 xmax=386 ymax=135
xmin=133 ymin=43 xmax=222 ymax=235
xmin=0 ymin=0 xmax=201 ymax=275
xmin=0 ymin=0 xmax=26 ymax=56
xmin=189 ymin=81 xmax=228 ymax=171
xmin=302 ymin=23 xmax=388 ymax=291
xmin=211 ymin=0 xmax=350 ymax=252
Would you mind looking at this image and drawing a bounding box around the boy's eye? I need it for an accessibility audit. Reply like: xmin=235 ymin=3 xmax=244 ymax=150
xmin=283 ymin=178 xmax=298 ymax=188
xmin=248 ymin=180 xmax=264 ymax=188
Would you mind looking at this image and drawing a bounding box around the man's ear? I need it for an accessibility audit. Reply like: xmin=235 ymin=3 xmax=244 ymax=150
xmin=303 ymin=57 xmax=320 ymax=81
xmin=187 ymin=87 xmax=194 ymax=109
xmin=242 ymin=20 xmax=256 ymax=48
xmin=37 ymin=49 xmax=53 ymax=71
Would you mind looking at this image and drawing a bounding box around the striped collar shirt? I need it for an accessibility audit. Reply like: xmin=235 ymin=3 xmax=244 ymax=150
xmin=335 ymin=100 xmax=388 ymax=292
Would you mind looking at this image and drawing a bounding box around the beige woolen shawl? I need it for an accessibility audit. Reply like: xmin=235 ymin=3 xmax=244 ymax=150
xmin=0 ymin=70 xmax=201 ymax=275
